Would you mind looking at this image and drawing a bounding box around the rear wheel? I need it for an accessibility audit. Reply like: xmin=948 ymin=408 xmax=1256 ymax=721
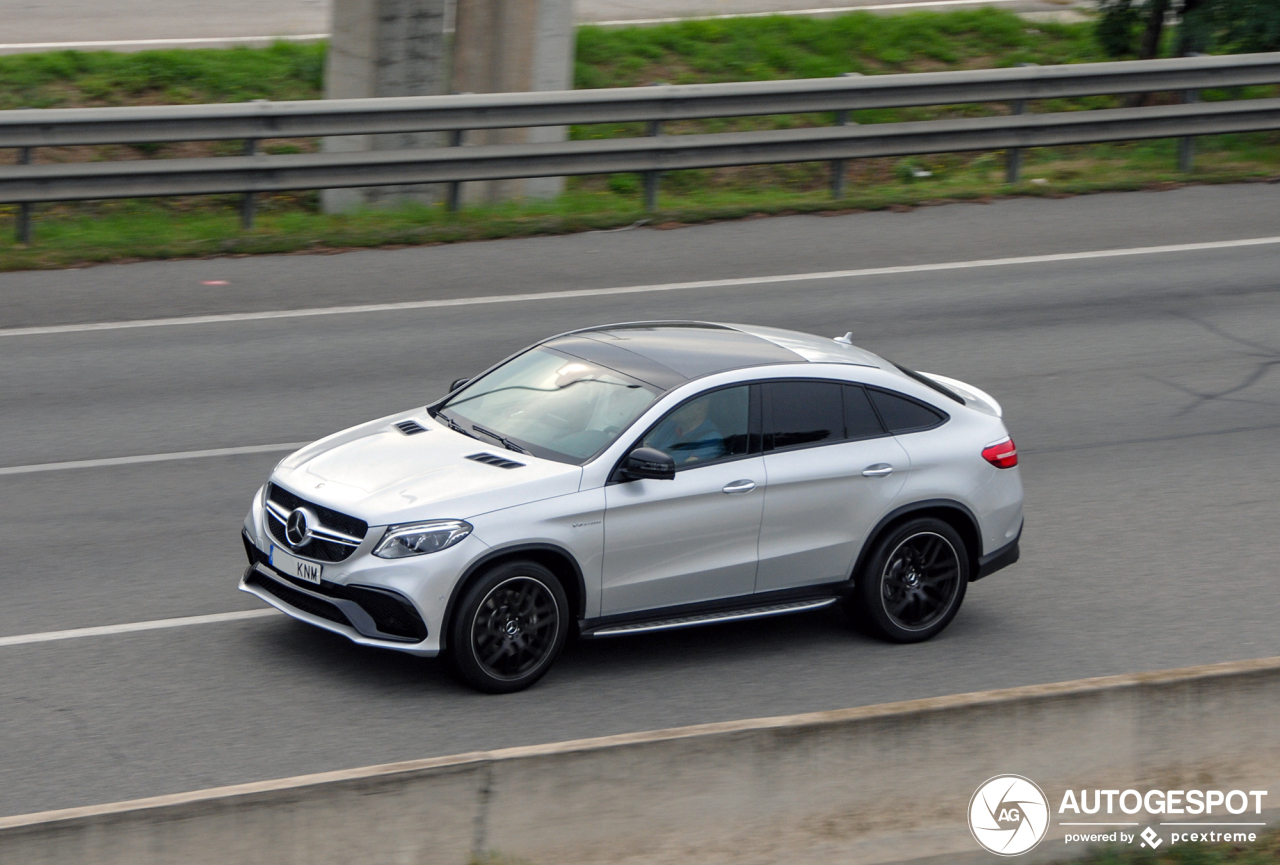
xmin=847 ymin=518 xmax=968 ymax=643
xmin=448 ymin=560 xmax=568 ymax=693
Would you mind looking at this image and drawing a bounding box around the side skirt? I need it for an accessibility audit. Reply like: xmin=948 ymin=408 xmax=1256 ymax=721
xmin=578 ymin=584 xmax=847 ymax=639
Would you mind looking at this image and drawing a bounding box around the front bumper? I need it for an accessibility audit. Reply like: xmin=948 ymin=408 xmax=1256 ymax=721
xmin=239 ymin=528 xmax=441 ymax=657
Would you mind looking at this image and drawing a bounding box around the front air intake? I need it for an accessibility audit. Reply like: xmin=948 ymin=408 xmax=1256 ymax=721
xmin=395 ymin=420 xmax=427 ymax=435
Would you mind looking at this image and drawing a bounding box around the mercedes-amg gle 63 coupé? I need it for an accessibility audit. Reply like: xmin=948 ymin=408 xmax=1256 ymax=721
xmin=241 ymin=322 xmax=1023 ymax=692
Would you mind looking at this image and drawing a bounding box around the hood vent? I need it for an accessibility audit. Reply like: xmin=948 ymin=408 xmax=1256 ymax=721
xmin=395 ymin=420 xmax=427 ymax=436
xmin=466 ymin=452 xmax=525 ymax=470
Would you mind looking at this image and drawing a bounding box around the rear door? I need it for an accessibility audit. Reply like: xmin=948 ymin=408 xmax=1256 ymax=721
xmin=755 ymin=381 xmax=909 ymax=593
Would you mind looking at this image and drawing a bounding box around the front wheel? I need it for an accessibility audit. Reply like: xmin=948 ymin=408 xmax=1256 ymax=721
xmin=847 ymin=518 xmax=968 ymax=643
xmin=448 ymin=560 xmax=568 ymax=693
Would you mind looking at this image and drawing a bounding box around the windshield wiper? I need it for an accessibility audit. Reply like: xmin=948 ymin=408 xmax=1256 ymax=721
xmin=432 ymin=409 xmax=479 ymax=441
xmin=471 ymin=424 xmax=530 ymax=455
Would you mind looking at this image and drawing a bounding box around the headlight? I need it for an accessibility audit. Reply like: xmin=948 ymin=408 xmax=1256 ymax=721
xmin=373 ymin=520 xmax=472 ymax=559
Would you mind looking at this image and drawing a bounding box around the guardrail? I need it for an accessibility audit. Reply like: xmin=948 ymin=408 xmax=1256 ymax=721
xmin=2 ymin=52 xmax=1279 ymax=242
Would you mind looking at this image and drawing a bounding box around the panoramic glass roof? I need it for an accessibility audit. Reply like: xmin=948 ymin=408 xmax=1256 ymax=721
xmin=543 ymin=323 xmax=806 ymax=389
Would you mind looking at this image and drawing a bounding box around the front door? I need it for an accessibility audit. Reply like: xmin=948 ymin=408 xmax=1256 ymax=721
xmin=601 ymin=385 xmax=763 ymax=615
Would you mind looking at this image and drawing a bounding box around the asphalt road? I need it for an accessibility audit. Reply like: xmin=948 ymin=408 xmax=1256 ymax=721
xmin=1 ymin=184 xmax=1279 ymax=818
xmin=0 ymin=0 xmax=1087 ymax=53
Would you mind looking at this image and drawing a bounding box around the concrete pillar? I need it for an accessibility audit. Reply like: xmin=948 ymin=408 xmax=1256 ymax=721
xmin=452 ymin=0 xmax=575 ymax=203
xmin=322 ymin=0 xmax=448 ymax=212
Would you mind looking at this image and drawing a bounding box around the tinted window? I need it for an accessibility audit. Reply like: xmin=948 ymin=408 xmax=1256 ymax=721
xmin=843 ymin=385 xmax=886 ymax=439
xmin=643 ymin=386 xmax=750 ymax=467
xmin=766 ymin=381 xmax=844 ymax=450
xmin=869 ymin=389 xmax=946 ymax=433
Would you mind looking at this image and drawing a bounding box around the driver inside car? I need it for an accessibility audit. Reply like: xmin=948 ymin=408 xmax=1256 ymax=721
xmin=643 ymin=395 xmax=726 ymax=464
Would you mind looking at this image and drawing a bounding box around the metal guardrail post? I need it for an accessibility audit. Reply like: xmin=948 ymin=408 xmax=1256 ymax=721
xmin=16 ymin=146 xmax=32 ymax=244
xmin=1006 ymin=99 xmax=1025 ymax=183
xmin=447 ymin=128 xmax=464 ymax=212
xmin=831 ymin=110 xmax=849 ymax=198
xmin=1179 ymin=56 xmax=1204 ymax=173
xmin=1006 ymin=64 xmax=1037 ymax=184
xmin=1178 ymin=88 xmax=1199 ymax=171
xmin=644 ymin=82 xmax=665 ymax=212
xmin=240 ymin=138 xmax=258 ymax=229
xmin=830 ymin=73 xmax=861 ymax=199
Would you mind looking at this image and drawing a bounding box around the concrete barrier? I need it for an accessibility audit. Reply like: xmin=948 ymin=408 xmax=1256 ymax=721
xmin=3 ymin=656 xmax=1279 ymax=865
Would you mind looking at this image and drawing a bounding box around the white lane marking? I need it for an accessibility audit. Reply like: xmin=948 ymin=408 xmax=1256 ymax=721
xmin=0 ymin=609 xmax=279 ymax=649
xmin=0 ymin=34 xmax=327 ymax=52
xmin=2 ymin=236 xmax=1277 ymax=339
xmin=0 ymin=442 xmax=308 ymax=476
xmin=591 ymin=0 xmax=1048 ymax=26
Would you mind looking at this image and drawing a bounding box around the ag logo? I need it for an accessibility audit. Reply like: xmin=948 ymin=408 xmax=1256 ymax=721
xmin=968 ymin=775 xmax=1050 ymax=856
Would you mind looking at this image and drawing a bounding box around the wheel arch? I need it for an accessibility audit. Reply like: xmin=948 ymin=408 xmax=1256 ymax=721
xmin=440 ymin=543 xmax=587 ymax=651
xmin=851 ymin=499 xmax=983 ymax=585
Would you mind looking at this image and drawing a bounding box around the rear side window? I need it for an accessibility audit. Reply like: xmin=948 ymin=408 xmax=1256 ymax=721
xmin=765 ymin=381 xmax=844 ymax=450
xmin=843 ymin=385 xmax=886 ymax=439
xmin=869 ymin=388 xmax=946 ymax=433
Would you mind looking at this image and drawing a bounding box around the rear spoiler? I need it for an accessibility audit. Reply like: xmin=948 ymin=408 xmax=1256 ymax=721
xmin=918 ymin=371 xmax=1003 ymax=418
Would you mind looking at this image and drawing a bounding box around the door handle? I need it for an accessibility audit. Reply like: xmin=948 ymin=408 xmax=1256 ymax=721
xmin=862 ymin=464 xmax=894 ymax=478
xmin=722 ymin=479 xmax=756 ymax=494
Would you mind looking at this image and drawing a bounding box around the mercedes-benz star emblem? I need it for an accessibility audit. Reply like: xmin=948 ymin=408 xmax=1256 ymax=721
xmin=285 ymin=508 xmax=315 ymax=547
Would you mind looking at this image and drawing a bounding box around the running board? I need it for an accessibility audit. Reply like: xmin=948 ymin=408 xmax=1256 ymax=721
xmin=586 ymin=597 xmax=839 ymax=638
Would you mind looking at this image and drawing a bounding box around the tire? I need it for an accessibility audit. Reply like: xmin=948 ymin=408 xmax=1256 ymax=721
xmin=846 ymin=517 xmax=969 ymax=643
xmin=447 ymin=560 xmax=569 ymax=694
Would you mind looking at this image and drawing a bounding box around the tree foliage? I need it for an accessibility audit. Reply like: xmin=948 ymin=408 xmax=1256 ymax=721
xmin=1181 ymin=0 xmax=1280 ymax=53
xmin=1096 ymin=0 xmax=1280 ymax=58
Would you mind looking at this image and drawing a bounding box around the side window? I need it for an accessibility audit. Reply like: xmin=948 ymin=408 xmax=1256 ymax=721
xmin=642 ymin=385 xmax=750 ymax=468
xmin=843 ymin=385 xmax=886 ymax=439
xmin=765 ymin=381 xmax=844 ymax=451
xmin=869 ymin=388 xmax=946 ymax=433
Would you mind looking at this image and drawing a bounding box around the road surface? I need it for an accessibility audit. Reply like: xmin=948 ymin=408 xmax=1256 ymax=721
xmin=1 ymin=183 xmax=1277 ymax=817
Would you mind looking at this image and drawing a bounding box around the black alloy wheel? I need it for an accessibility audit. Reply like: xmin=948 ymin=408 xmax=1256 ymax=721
xmin=448 ymin=560 xmax=568 ymax=693
xmin=847 ymin=517 xmax=968 ymax=643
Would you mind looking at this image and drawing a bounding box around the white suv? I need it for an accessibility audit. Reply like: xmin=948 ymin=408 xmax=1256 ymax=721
xmin=241 ymin=322 xmax=1023 ymax=692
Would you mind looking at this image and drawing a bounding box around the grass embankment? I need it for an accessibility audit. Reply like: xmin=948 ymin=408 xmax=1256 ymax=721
xmin=466 ymin=830 xmax=1280 ymax=865
xmin=1073 ymin=828 xmax=1280 ymax=865
xmin=1 ymin=12 xmax=1277 ymax=271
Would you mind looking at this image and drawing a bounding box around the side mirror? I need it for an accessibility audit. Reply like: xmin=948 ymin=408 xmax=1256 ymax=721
xmin=448 ymin=377 xmax=470 ymax=393
xmin=621 ymin=447 xmax=676 ymax=481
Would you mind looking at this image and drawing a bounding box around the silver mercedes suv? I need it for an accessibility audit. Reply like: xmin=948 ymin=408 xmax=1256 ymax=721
xmin=241 ymin=322 xmax=1023 ymax=692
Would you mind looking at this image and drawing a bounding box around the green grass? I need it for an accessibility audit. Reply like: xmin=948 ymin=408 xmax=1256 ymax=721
xmin=1 ymin=10 xmax=1278 ymax=271
xmin=574 ymin=7 xmax=1102 ymax=88
xmin=1073 ymin=826 xmax=1280 ymax=864
xmin=470 ymin=831 xmax=1280 ymax=865
xmin=0 ymin=41 xmax=325 ymax=109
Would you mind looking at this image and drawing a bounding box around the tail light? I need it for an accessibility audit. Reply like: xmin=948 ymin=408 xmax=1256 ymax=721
xmin=982 ymin=437 xmax=1018 ymax=469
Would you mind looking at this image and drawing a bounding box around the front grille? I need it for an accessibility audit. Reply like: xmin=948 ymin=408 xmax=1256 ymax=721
xmin=247 ymin=571 xmax=352 ymax=628
xmin=265 ymin=483 xmax=368 ymax=563
xmin=268 ymin=484 xmax=368 ymax=538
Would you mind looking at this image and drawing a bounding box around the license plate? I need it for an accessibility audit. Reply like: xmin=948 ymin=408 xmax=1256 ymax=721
xmin=270 ymin=545 xmax=323 ymax=585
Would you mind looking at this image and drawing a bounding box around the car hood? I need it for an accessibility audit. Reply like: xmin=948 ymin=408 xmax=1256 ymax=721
xmin=271 ymin=412 xmax=583 ymax=525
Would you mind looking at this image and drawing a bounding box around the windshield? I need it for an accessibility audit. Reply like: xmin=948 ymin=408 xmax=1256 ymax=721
xmin=434 ymin=347 xmax=662 ymax=463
